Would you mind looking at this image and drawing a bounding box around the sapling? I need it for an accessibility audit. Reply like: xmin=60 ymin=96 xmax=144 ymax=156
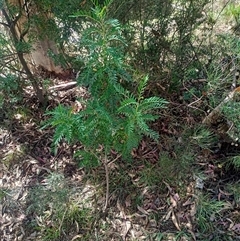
xmin=45 ymin=0 xmax=168 ymax=212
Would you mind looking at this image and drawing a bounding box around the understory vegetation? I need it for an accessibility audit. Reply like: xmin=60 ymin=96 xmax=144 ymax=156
xmin=1 ymin=0 xmax=240 ymax=240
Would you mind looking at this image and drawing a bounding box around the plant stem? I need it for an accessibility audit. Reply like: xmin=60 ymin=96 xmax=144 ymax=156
xmin=103 ymin=151 xmax=109 ymax=212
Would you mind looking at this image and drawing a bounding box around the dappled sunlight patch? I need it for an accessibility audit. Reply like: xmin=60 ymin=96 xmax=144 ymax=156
xmin=28 ymin=176 xmax=97 ymax=241
xmin=69 ymin=182 xmax=97 ymax=209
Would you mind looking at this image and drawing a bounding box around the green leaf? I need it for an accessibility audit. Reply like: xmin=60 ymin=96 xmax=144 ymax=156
xmin=118 ymin=97 xmax=137 ymax=113
xmin=137 ymin=75 xmax=149 ymax=100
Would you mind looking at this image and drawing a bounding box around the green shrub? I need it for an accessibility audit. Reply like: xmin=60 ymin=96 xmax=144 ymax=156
xmin=46 ymin=1 xmax=168 ymax=166
xmin=109 ymin=0 xmax=210 ymax=89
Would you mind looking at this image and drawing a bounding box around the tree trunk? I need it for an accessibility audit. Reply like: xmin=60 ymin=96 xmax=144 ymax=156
xmin=5 ymin=0 xmax=63 ymax=74
xmin=1 ymin=5 xmax=45 ymax=104
xmin=2 ymin=0 xmax=66 ymax=103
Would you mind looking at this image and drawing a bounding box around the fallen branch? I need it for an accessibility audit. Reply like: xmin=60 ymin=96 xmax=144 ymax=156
xmin=49 ymin=81 xmax=78 ymax=91
xmin=202 ymin=87 xmax=239 ymax=125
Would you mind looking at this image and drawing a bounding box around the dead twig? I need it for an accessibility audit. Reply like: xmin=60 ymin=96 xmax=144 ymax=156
xmin=202 ymin=88 xmax=237 ymax=125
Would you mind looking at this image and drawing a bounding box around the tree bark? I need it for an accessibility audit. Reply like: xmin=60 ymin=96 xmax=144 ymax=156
xmin=1 ymin=6 xmax=45 ymax=104
xmin=5 ymin=0 xmax=63 ymax=73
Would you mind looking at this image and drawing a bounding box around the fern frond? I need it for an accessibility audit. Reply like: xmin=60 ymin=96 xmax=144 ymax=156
xmin=53 ymin=125 xmax=65 ymax=146
xmin=140 ymin=113 xmax=158 ymax=122
xmin=114 ymin=82 xmax=130 ymax=98
xmin=136 ymin=117 xmax=149 ymax=132
xmin=125 ymin=134 xmax=139 ymax=155
xmin=139 ymin=97 xmax=168 ymax=112
xmin=136 ymin=118 xmax=159 ymax=141
xmin=118 ymin=97 xmax=137 ymax=114
xmin=45 ymin=105 xmax=72 ymax=126
xmin=120 ymin=129 xmax=140 ymax=159
xmin=125 ymin=119 xmax=135 ymax=136
xmin=137 ymin=75 xmax=149 ymax=100
xmin=44 ymin=104 xmax=84 ymax=153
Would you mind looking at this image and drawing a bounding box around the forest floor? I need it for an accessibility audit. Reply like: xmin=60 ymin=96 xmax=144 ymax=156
xmin=1 ymin=1 xmax=240 ymax=240
xmin=1 ymin=73 xmax=240 ymax=241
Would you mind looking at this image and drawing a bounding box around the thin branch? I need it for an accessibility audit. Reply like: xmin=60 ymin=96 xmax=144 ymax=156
xmin=0 ymin=21 xmax=9 ymax=27
xmin=107 ymin=154 xmax=121 ymax=166
xmin=103 ymin=152 xmax=109 ymax=213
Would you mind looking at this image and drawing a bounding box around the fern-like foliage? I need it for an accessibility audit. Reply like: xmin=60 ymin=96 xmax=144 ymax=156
xmin=79 ymin=99 xmax=116 ymax=150
xmin=44 ymin=105 xmax=83 ymax=154
xmin=117 ymin=76 xmax=168 ymax=156
xmin=73 ymin=2 xmax=130 ymax=111
xmin=45 ymin=2 xmax=168 ymax=165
